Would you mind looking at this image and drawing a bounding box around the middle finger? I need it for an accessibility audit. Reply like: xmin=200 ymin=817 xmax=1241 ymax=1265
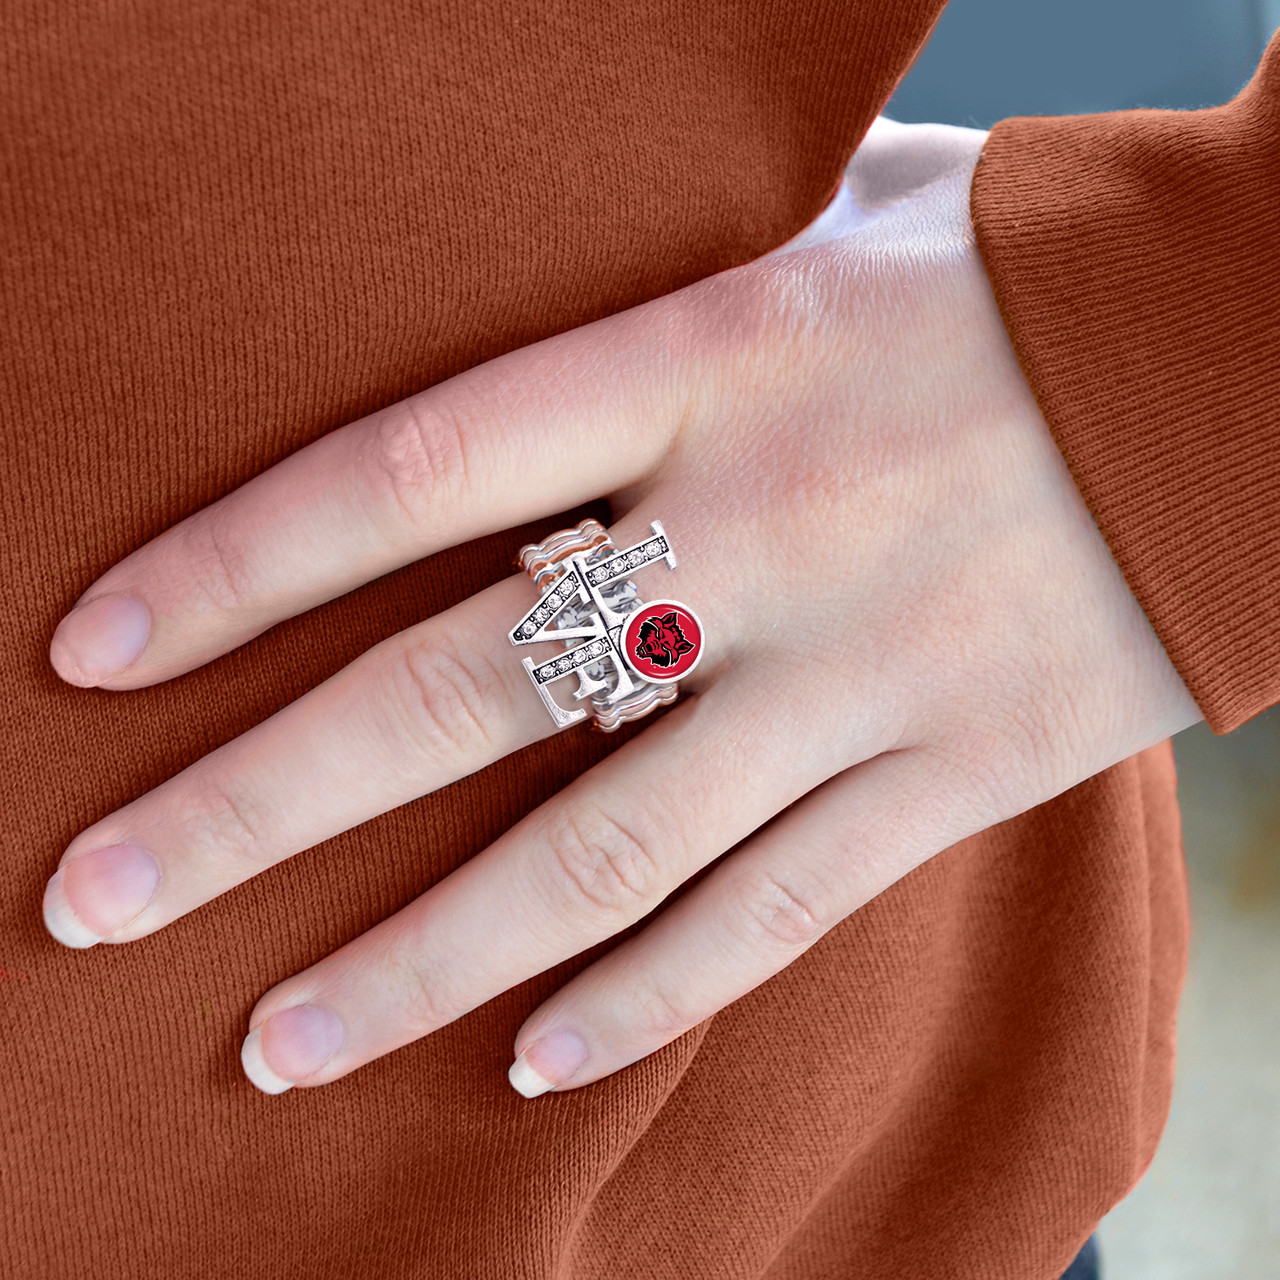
xmin=42 ymin=567 xmax=578 ymax=948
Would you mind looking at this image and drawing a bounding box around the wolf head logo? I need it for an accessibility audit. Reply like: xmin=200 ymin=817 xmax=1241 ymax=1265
xmin=633 ymin=611 xmax=694 ymax=669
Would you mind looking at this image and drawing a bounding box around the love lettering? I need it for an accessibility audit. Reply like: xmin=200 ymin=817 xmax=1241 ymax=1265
xmin=508 ymin=521 xmax=703 ymax=729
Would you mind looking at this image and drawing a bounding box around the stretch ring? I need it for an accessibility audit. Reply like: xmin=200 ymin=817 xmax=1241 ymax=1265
xmin=508 ymin=518 xmax=704 ymax=732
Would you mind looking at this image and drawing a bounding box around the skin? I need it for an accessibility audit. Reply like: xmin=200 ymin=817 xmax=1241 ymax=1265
xmin=42 ymin=119 xmax=1203 ymax=1096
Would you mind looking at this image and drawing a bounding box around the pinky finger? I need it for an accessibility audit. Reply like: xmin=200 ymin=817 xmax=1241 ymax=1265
xmin=506 ymin=747 xmax=974 ymax=1096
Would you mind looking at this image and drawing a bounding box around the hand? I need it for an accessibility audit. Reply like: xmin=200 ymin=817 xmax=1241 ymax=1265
xmin=42 ymin=119 xmax=1201 ymax=1097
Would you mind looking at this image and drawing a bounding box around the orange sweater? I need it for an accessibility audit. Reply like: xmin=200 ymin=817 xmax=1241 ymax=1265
xmin=1 ymin=4 xmax=1275 ymax=1277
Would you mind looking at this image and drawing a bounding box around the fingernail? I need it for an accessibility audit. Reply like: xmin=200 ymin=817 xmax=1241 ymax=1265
xmin=42 ymin=872 xmax=100 ymax=949
xmin=241 ymin=1004 xmax=345 ymax=1095
xmin=43 ymin=844 xmax=161 ymax=948
xmin=50 ymin=593 xmax=151 ymax=686
xmin=508 ymin=1028 xmax=589 ymax=1098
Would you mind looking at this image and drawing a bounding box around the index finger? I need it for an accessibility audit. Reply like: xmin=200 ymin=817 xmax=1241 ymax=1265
xmin=48 ymin=306 xmax=686 ymax=690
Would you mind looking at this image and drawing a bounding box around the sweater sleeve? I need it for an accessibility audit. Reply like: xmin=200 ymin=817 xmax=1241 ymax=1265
xmin=969 ymin=31 xmax=1280 ymax=734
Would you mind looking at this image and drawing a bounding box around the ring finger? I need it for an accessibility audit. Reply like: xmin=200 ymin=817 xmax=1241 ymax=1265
xmin=507 ymin=746 xmax=966 ymax=1094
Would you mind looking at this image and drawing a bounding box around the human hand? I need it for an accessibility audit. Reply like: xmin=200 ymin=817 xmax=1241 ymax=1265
xmin=42 ymin=119 xmax=1201 ymax=1097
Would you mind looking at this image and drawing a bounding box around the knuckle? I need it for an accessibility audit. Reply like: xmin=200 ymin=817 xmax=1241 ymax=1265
xmin=733 ymin=867 xmax=834 ymax=951
xmin=380 ymin=628 xmax=504 ymax=769
xmin=179 ymin=510 xmax=256 ymax=613
xmin=367 ymin=398 xmax=470 ymax=532
xmin=177 ymin=774 xmax=272 ymax=868
xmin=543 ymin=802 xmax=664 ymax=921
xmin=631 ymin=980 xmax=700 ymax=1044
xmin=387 ymin=950 xmax=464 ymax=1038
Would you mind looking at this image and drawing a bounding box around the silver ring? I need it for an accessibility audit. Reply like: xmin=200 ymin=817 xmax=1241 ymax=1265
xmin=508 ymin=518 xmax=705 ymax=732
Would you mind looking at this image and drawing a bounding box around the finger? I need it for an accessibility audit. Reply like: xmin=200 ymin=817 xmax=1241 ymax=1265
xmin=235 ymin=673 xmax=878 ymax=1094
xmin=505 ymin=746 xmax=972 ymax=1094
xmin=44 ymin=568 xmax=563 ymax=947
xmin=49 ymin=304 xmax=686 ymax=690
xmin=43 ymin=508 xmax=729 ymax=949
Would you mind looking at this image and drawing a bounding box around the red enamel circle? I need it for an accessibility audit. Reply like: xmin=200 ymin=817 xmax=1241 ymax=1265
xmin=620 ymin=599 xmax=704 ymax=684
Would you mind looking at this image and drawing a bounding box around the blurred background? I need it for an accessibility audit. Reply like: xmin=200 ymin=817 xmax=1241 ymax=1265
xmin=888 ymin=4 xmax=1280 ymax=1276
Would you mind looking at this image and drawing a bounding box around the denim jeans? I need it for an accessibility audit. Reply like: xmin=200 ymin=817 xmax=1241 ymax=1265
xmin=1057 ymin=1233 xmax=1101 ymax=1280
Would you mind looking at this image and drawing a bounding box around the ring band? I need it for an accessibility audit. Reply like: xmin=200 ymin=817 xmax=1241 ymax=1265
xmin=509 ymin=518 xmax=705 ymax=732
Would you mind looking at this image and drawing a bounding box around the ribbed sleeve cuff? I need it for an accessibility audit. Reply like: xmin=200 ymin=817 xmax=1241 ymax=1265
xmin=969 ymin=34 xmax=1280 ymax=733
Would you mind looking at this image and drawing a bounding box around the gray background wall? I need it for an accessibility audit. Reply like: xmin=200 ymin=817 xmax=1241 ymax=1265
xmin=880 ymin=5 xmax=1280 ymax=1277
xmin=887 ymin=0 xmax=1277 ymax=123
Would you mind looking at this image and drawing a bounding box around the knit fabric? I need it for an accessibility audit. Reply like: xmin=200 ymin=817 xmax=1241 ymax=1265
xmin=971 ymin=32 xmax=1280 ymax=733
xmin=0 ymin=3 xmax=1268 ymax=1277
